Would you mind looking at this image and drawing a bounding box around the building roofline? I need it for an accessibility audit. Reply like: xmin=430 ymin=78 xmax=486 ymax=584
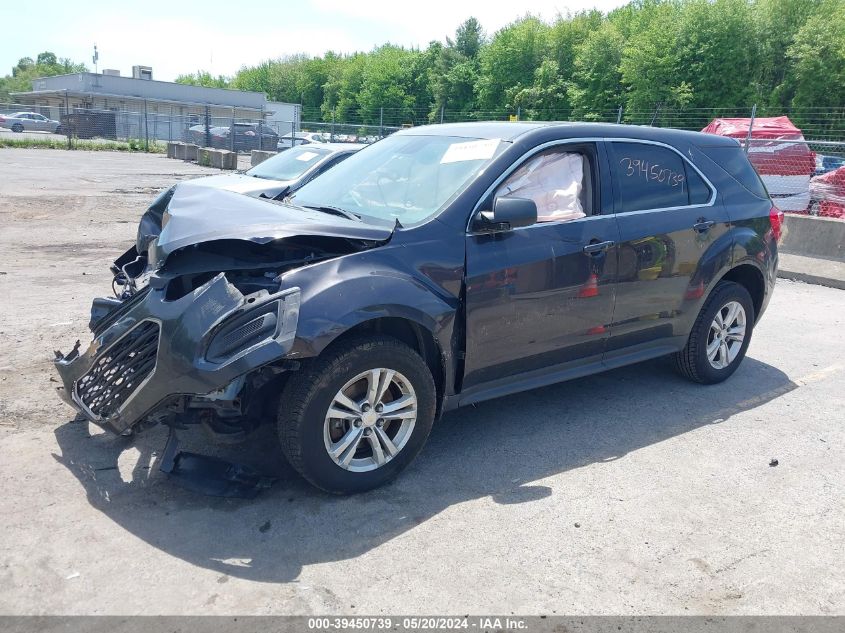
xmin=9 ymin=89 xmax=285 ymax=114
xmin=29 ymin=71 xmax=271 ymax=99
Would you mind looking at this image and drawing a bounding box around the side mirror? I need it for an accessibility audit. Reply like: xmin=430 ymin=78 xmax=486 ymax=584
xmin=475 ymin=196 xmax=538 ymax=233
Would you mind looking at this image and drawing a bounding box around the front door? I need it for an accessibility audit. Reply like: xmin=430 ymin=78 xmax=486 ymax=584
xmin=463 ymin=142 xmax=619 ymax=389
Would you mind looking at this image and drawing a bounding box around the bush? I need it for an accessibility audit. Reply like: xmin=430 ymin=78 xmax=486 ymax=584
xmin=0 ymin=136 xmax=165 ymax=153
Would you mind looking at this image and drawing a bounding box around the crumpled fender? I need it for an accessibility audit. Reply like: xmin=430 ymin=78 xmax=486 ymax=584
xmin=280 ymin=247 xmax=460 ymax=375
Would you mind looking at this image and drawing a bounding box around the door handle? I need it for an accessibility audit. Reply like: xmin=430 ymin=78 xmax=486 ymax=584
xmin=693 ymin=219 xmax=716 ymax=232
xmin=583 ymin=240 xmax=615 ymax=255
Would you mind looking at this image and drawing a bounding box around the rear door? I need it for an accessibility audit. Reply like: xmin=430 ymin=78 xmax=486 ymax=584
xmin=463 ymin=141 xmax=619 ymax=388
xmin=606 ymin=140 xmax=729 ymax=354
xmin=33 ymin=114 xmax=50 ymax=131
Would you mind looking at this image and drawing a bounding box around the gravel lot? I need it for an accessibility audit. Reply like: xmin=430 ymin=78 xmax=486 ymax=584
xmin=0 ymin=149 xmax=843 ymax=616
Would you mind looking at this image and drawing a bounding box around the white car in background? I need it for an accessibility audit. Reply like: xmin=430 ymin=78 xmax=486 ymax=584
xmin=0 ymin=112 xmax=62 ymax=133
xmin=277 ymin=131 xmax=328 ymax=150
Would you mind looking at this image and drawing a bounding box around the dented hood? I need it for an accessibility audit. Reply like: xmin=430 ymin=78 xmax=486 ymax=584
xmin=148 ymin=181 xmax=393 ymax=268
xmin=184 ymin=173 xmax=293 ymax=198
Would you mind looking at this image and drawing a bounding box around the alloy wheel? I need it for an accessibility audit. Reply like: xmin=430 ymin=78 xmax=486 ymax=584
xmin=323 ymin=368 xmax=418 ymax=472
xmin=706 ymin=300 xmax=746 ymax=370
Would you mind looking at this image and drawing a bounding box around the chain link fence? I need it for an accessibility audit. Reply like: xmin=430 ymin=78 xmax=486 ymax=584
xmin=3 ymin=100 xmax=845 ymax=221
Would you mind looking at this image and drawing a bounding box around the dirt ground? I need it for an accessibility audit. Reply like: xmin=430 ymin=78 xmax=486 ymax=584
xmin=0 ymin=148 xmax=843 ymax=615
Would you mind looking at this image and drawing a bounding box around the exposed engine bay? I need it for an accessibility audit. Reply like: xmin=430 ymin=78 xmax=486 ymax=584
xmin=53 ymin=182 xmax=393 ymax=467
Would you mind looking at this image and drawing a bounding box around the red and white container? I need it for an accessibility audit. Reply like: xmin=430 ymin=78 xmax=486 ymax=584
xmin=702 ymin=116 xmax=816 ymax=213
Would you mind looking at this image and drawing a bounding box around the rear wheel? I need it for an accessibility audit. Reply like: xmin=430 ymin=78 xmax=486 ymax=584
xmin=277 ymin=335 xmax=436 ymax=494
xmin=674 ymin=281 xmax=754 ymax=384
xmin=11 ymin=123 xmax=23 ymax=133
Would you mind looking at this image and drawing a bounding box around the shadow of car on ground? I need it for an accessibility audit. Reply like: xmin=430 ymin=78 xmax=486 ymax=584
xmin=52 ymin=355 xmax=795 ymax=584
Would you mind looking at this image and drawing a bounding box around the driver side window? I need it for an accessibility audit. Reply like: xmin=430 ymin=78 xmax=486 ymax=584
xmin=495 ymin=149 xmax=590 ymax=224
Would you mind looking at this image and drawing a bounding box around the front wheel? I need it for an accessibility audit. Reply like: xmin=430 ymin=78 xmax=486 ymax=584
xmin=674 ymin=281 xmax=754 ymax=384
xmin=277 ymin=335 xmax=436 ymax=494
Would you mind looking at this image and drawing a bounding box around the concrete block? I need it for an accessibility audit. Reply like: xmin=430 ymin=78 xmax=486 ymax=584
xmin=251 ymin=150 xmax=277 ymax=167
xmin=166 ymin=142 xmax=178 ymax=159
xmin=781 ymin=214 xmax=845 ymax=262
xmin=197 ymin=147 xmax=237 ymax=170
xmin=175 ymin=143 xmax=198 ymax=162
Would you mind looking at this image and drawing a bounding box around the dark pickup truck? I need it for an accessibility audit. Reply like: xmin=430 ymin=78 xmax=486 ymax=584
xmin=54 ymin=122 xmax=780 ymax=494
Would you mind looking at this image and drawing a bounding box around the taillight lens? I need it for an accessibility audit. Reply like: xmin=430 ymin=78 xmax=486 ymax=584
xmin=769 ymin=205 xmax=784 ymax=244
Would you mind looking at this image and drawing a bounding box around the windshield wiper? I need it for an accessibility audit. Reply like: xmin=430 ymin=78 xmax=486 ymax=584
xmin=301 ymin=204 xmax=361 ymax=222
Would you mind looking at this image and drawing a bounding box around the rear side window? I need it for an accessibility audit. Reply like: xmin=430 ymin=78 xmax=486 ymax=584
xmin=698 ymin=146 xmax=769 ymax=199
xmin=686 ymin=166 xmax=711 ymax=204
xmin=611 ymin=142 xmax=694 ymax=212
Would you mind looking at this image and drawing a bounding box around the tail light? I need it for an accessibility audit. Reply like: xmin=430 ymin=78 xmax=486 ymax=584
xmin=769 ymin=205 xmax=784 ymax=244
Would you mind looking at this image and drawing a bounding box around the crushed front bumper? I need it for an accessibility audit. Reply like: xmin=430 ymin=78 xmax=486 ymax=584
xmin=54 ymin=273 xmax=300 ymax=435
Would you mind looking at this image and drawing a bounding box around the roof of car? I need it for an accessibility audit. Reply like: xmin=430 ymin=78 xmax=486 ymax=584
xmin=321 ymin=142 xmax=366 ymax=152
xmin=396 ymin=121 xmax=738 ymax=147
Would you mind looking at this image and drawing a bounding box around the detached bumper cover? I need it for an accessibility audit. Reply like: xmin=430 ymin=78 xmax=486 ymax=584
xmin=54 ymin=273 xmax=300 ymax=434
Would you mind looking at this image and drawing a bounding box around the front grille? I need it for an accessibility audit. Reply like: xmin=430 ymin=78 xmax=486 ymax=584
xmin=76 ymin=321 xmax=160 ymax=419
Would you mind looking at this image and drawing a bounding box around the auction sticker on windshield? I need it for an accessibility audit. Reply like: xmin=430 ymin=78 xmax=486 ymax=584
xmin=440 ymin=138 xmax=500 ymax=164
xmin=296 ymin=151 xmax=320 ymax=161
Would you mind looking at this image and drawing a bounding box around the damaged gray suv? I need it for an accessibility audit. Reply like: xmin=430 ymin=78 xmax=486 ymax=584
xmin=55 ymin=122 xmax=780 ymax=494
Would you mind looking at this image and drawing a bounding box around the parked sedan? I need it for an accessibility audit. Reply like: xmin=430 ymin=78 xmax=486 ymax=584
xmin=179 ymin=143 xmax=364 ymax=199
xmin=0 ymin=111 xmax=62 ymax=133
xmin=277 ymin=132 xmax=327 ymax=150
xmin=188 ymin=122 xmax=278 ymax=152
xmin=131 ymin=143 xmax=364 ymax=266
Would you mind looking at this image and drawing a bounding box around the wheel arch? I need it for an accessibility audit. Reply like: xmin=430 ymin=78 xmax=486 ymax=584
xmin=318 ymin=316 xmax=448 ymax=418
xmin=715 ymin=262 xmax=766 ymax=322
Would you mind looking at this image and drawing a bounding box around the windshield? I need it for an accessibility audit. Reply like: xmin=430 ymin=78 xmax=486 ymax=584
xmin=246 ymin=145 xmax=333 ymax=181
xmin=291 ymin=134 xmax=505 ymax=225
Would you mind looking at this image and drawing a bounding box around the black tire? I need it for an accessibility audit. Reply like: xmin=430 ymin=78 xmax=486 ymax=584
xmin=674 ymin=280 xmax=755 ymax=384
xmin=277 ymin=335 xmax=436 ymax=494
xmin=11 ymin=123 xmax=23 ymax=133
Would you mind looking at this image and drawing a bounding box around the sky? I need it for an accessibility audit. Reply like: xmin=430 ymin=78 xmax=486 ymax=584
xmin=2 ymin=0 xmax=630 ymax=82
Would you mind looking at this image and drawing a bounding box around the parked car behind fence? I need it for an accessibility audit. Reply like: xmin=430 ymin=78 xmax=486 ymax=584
xmin=188 ymin=122 xmax=278 ymax=152
xmin=0 ymin=111 xmax=63 ymax=134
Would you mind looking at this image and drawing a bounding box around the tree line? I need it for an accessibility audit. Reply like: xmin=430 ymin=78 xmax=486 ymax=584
xmin=173 ymin=0 xmax=845 ymax=127
xmin=3 ymin=0 xmax=843 ymax=130
xmin=0 ymin=53 xmax=87 ymax=101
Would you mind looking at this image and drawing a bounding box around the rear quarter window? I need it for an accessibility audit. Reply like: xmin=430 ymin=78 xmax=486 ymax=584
xmin=610 ymin=142 xmax=709 ymax=212
xmin=698 ymin=145 xmax=769 ymax=199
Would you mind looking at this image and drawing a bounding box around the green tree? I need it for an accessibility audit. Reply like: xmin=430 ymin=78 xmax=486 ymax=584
xmin=569 ymin=21 xmax=625 ymax=119
xmin=787 ymin=0 xmax=845 ymax=110
xmin=476 ymin=16 xmax=551 ymax=114
xmin=672 ymin=0 xmax=758 ymax=109
xmin=0 ymin=51 xmax=86 ymax=101
xmin=430 ymin=18 xmax=485 ymax=120
xmin=509 ymin=59 xmax=568 ymax=120
xmin=175 ymin=70 xmax=230 ymax=88
xmin=454 ymin=16 xmax=484 ymax=58
xmin=754 ymin=0 xmax=821 ymax=107
xmin=619 ymin=1 xmax=682 ymax=115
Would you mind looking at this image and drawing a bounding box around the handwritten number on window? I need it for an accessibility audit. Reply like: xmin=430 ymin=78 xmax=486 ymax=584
xmin=619 ymin=157 xmax=685 ymax=189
